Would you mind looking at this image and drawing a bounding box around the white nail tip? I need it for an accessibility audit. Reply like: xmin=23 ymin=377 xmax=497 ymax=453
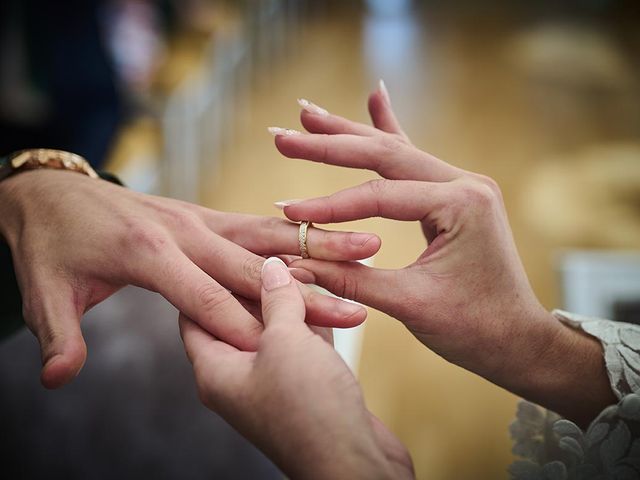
xmin=268 ymin=127 xmax=302 ymax=137
xmin=274 ymin=199 xmax=302 ymax=209
xmin=297 ymin=98 xmax=329 ymax=116
xmin=262 ymin=257 xmax=288 ymax=274
xmin=379 ymin=79 xmax=391 ymax=105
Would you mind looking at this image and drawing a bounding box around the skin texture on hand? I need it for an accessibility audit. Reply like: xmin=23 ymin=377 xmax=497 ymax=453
xmin=180 ymin=257 xmax=414 ymax=480
xmin=272 ymin=88 xmax=616 ymax=427
xmin=0 ymin=169 xmax=381 ymax=389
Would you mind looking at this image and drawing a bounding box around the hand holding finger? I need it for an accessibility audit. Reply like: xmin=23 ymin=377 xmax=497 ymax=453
xmin=165 ymin=220 xmax=367 ymax=332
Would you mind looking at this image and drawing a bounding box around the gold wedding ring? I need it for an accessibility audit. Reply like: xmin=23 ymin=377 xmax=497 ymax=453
xmin=298 ymin=221 xmax=312 ymax=259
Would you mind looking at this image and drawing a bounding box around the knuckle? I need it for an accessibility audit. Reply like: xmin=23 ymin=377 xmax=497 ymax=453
xmin=196 ymin=283 xmax=232 ymax=313
xmin=122 ymin=221 xmax=170 ymax=255
xmin=379 ymin=134 xmax=405 ymax=154
xmin=365 ymin=179 xmax=387 ymax=215
xmin=472 ymin=173 xmax=503 ymax=199
xmin=319 ymin=134 xmax=330 ymax=163
xmin=330 ymin=273 xmax=359 ymax=301
xmin=457 ymin=180 xmax=498 ymax=210
xmin=171 ymin=208 xmax=202 ymax=231
xmin=366 ymin=178 xmax=387 ymax=196
xmin=241 ymin=256 xmax=264 ymax=284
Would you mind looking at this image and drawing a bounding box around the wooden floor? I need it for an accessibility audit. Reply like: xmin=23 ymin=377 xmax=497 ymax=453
xmin=113 ymin=3 xmax=640 ymax=478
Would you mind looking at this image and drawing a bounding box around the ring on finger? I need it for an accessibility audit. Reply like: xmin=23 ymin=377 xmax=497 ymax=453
xmin=298 ymin=221 xmax=312 ymax=259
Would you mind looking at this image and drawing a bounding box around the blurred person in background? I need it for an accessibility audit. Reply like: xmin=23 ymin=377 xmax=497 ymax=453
xmin=181 ymin=86 xmax=640 ymax=479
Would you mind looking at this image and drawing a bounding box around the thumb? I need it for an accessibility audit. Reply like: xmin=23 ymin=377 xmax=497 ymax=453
xmin=24 ymin=285 xmax=87 ymax=389
xmin=260 ymin=257 xmax=306 ymax=330
xmin=289 ymin=258 xmax=401 ymax=317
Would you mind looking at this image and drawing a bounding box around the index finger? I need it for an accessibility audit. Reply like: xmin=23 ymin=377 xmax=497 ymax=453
xmin=283 ymin=179 xmax=451 ymax=224
xmin=275 ymin=133 xmax=463 ymax=183
xmin=135 ymin=248 xmax=264 ymax=351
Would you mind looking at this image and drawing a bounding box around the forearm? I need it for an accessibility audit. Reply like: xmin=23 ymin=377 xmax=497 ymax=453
xmin=252 ymin=425 xmax=399 ymax=480
xmin=492 ymin=309 xmax=616 ymax=428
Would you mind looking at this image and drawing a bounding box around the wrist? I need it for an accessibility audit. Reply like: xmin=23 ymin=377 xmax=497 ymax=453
xmin=282 ymin=449 xmax=396 ymax=480
xmin=269 ymin=427 xmax=397 ymax=480
xmin=494 ymin=308 xmax=616 ymax=426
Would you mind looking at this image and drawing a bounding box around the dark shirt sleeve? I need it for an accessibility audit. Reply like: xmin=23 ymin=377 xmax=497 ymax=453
xmin=0 ymin=241 xmax=23 ymax=339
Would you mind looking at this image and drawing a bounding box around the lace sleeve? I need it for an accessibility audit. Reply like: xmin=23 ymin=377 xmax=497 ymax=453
xmin=509 ymin=311 xmax=640 ymax=480
xmin=552 ymin=309 xmax=640 ymax=399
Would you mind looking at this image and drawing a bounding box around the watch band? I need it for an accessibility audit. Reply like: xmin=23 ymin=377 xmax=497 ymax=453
xmin=0 ymin=149 xmax=99 ymax=181
xmin=0 ymin=149 xmax=122 ymax=184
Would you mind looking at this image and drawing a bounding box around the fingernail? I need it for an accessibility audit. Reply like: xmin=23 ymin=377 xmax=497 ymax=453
xmin=262 ymin=257 xmax=292 ymax=291
xmin=274 ymin=199 xmax=302 ymax=210
xmin=379 ymin=79 xmax=391 ymax=106
xmin=268 ymin=126 xmax=302 ymax=137
xmin=297 ymin=98 xmax=329 ymax=116
xmin=337 ymin=299 xmax=364 ymax=317
xmin=349 ymin=233 xmax=376 ymax=247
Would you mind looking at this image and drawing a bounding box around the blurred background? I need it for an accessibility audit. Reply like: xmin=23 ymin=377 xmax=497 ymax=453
xmin=1 ymin=0 xmax=639 ymax=478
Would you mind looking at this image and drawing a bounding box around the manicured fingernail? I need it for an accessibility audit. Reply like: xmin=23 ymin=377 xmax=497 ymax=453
xmin=379 ymin=79 xmax=391 ymax=106
xmin=274 ymin=199 xmax=302 ymax=210
xmin=337 ymin=299 xmax=364 ymax=317
xmin=349 ymin=233 xmax=376 ymax=247
xmin=262 ymin=257 xmax=291 ymax=290
xmin=297 ymin=98 xmax=329 ymax=116
xmin=268 ymin=127 xmax=302 ymax=137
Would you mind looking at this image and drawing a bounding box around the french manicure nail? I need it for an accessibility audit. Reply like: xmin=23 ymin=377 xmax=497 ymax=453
xmin=297 ymin=98 xmax=329 ymax=116
xmin=268 ymin=127 xmax=302 ymax=137
xmin=349 ymin=233 xmax=375 ymax=247
xmin=262 ymin=257 xmax=292 ymax=291
xmin=379 ymin=79 xmax=391 ymax=106
xmin=274 ymin=199 xmax=302 ymax=210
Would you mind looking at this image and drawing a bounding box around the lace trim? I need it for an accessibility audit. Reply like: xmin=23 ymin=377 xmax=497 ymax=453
xmin=509 ymin=311 xmax=640 ymax=479
xmin=509 ymin=395 xmax=640 ymax=480
xmin=552 ymin=309 xmax=640 ymax=400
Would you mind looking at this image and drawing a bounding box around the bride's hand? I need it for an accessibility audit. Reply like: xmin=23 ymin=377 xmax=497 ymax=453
xmin=270 ymin=87 xmax=616 ymax=426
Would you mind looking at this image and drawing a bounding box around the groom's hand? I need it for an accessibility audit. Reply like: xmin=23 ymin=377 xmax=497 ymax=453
xmin=0 ymin=169 xmax=380 ymax=388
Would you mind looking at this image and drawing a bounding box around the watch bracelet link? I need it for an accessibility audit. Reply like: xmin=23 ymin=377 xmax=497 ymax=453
xmin=0 ymin=149 xmax=123 ymax=186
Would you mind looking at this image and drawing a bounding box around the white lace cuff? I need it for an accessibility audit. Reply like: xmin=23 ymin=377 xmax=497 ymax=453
xmin=509 ymin=395 xmax=640 ymax=479
xmin=552 ymin=309 xmax=640 ymax=399
xmin=509 ymin=311 xmax=640 ymax=479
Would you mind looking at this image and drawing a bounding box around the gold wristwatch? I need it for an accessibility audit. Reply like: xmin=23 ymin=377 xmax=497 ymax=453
xmin=0 ymin=149 xmax=99 ymax=182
